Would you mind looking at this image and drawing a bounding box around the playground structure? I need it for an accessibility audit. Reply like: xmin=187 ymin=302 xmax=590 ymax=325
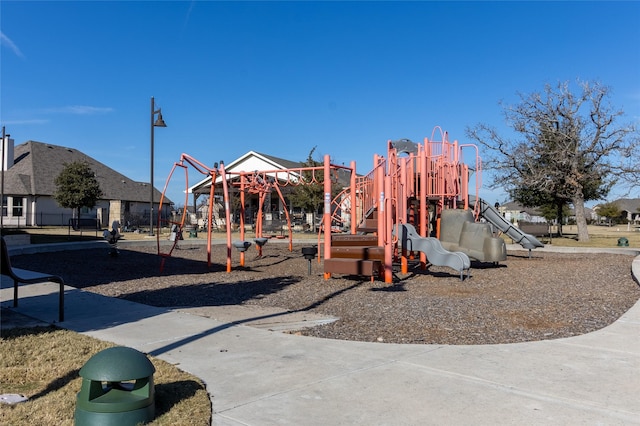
xmin=157 ymin=127 xmax=543 ymax=282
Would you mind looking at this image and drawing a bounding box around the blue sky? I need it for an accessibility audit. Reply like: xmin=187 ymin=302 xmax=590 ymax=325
xmin=2 ymin=1 xmax=639 ymax=207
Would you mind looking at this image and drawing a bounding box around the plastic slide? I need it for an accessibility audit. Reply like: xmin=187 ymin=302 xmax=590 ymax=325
xmin=473 ymin=197 xmax=544 ymax=250
xmin=395 ymin=223 xmax=470 ymax=279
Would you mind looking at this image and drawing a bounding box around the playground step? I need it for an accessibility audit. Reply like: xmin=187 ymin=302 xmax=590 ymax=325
xmin=324 ymin=258 xmax=380 ymax=277
xmin=331 ymin=234 xmax=378 ymax=246
xmin=356 ymin=218 xmax=378 ymax=233
xmin=330 ymin=246 xmax=384 ymax=261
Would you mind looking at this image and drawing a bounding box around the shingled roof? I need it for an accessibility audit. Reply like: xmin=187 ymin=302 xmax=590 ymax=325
xmin=4 ymin=140 xmax=168 ymax=203
xmin=613 ymin=198 xmax=640 ymax=214
xmin=253 ymin=151 xmax=304 ymax=170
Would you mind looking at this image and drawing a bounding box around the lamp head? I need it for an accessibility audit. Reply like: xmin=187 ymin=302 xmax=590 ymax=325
xmin=154 ymin=110 xmax=167 ymax=127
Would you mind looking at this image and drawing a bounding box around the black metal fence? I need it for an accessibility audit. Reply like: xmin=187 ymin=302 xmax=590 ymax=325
xmin=5 ymin=211 xmax=173 ymax=230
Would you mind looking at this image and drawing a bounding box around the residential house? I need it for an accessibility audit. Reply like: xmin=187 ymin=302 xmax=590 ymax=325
xmin=0 ymin=138 xmax=172 ymax=229
xmin=593 ymin=198 xmax=640 ymax=224
xmin=499 ymin=200 xmax=605 ymax=224
xmin=495 ymin=201 xmax=547 ymax=225
xmin=615 ymin=199 xmax=640 ymax=224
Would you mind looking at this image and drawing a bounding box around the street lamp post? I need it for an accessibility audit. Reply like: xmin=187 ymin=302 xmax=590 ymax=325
xmin=1 ymin=126 xmax=6 ymax=230
xmin=150 ymin=96 xmax=167 ymax=236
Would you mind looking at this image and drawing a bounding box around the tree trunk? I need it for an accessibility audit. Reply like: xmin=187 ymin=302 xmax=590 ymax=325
xmin=555 ymin=202 xmax=563 ymax=236
xmin=572 ymin=196 xmax=590 ymax=242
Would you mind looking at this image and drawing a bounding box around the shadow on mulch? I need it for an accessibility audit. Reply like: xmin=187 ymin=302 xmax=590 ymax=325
xmin=123 ymin=275 xmax=303 ymax=308
xmin=9 ymin=247 xmax=222 ymax=287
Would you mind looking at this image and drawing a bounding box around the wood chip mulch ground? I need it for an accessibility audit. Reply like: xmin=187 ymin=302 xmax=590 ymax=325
xmin=11 ymin=242 xmax=640 ymax=345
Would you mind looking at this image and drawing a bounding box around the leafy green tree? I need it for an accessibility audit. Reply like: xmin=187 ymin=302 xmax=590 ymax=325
xmin=596 ymin=201 xmax=622 ymax=225
xmin=524 ymin=197 xmax=571 ymax=227
xmin=287 ymin=147 xmax=322 ymax=213
xmin=467 ymin=80 xmax=639 ymax=242
xmin=509 ymin=185 xmax=565 ymax=230
xmin=537 ymin=203 xmax=573 ymax=225
xmin=53 ymin=161 xmax=103 ymax=220
xmin=287 ymin=147 xmax=340 ymax=213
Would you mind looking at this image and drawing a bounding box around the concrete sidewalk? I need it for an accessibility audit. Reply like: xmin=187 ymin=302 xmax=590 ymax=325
xmin=1 ymin=248 xmax=639 ymax=425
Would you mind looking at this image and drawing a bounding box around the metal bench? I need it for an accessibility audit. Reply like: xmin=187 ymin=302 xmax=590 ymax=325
xmin=1 ymin=236 xmax=65 ymax=322
xmin=518 ymin=222 xmax=551 ymax=239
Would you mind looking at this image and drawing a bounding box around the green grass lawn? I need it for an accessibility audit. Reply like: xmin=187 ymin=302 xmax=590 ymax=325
xmin=0 ymin=326 xmax=211 ymax=426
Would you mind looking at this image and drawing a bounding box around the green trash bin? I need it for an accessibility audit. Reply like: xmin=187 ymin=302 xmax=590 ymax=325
xmin=75 ymin=346 xmax=156 ymax=426
xmin=617 ymin=237 xmax=629 ymax=247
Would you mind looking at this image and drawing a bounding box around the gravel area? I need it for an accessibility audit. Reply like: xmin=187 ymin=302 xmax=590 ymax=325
xmin=11 ymin=241 xmax=640 ymax=345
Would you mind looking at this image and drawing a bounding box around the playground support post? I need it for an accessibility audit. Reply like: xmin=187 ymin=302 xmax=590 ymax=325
xmin=349 ymin=160 xmax=357 ymax=235
xmin=419 ymin=143 xmax=427 ymax=269
xmin=157 ymin=161 xmax=189 ymax=270
xmin=376 ymin=157 xmax=385 ymax=248
xmin=383 ymin=172 xmax=393 ymax=283
xmin=323 ymin=155 xmax=332 ymax=279
xmin=240 ymin=174 xmax=246 ymax=267
xmin=399 ymin=153 xmax=407 ymax=224
xmin=272 ymin=183 xmax=293 ymax=251
xmin=398 ymin=151 xmax=407 ymax=228
xmin=220 ymin=162 xmax=232 ymax=273
xmin=256 ymin=191 xmax=266 ymax=237
xmin=459 ymin=143 xmax=482 ymax=216
xmin=206 ymin=168 xmax=217 ymax=267
xmin=398 ymin=150 xmax=408 ymax=275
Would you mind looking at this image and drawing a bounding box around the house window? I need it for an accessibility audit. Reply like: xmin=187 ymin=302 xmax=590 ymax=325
xmin=1 ymin=196 xmax=6 ymax=217
xmin=12 ymin=197 xmax=23 ymax=217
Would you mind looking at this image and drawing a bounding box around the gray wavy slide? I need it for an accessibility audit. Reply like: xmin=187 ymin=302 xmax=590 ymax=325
xmin=473 ymin=197 xmax=544 ymax=250
xmin=395 ymin=223 xmax=470 ymax=278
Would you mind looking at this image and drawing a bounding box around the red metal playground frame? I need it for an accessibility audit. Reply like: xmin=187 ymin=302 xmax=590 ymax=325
xmin=156 ymin=127 xmax=482 ymax=283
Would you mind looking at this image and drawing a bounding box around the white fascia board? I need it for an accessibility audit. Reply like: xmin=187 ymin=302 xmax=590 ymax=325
xmin=188 ymin=151 xmax=303 ymax=193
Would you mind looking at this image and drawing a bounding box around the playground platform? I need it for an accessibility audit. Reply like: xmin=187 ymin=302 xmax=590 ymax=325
xmin=2 ymin=241 xmax=639 ymax=425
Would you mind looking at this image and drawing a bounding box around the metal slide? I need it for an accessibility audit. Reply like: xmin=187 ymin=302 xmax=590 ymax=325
xmin=473 ymin=198 xmax=544 ymax=250
xmin=395 ymin=223 xmax=470 ymax=280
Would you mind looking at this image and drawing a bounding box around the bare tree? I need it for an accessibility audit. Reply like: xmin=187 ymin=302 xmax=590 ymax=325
xmin=466 ymin=80 xmax=639 ymax=241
